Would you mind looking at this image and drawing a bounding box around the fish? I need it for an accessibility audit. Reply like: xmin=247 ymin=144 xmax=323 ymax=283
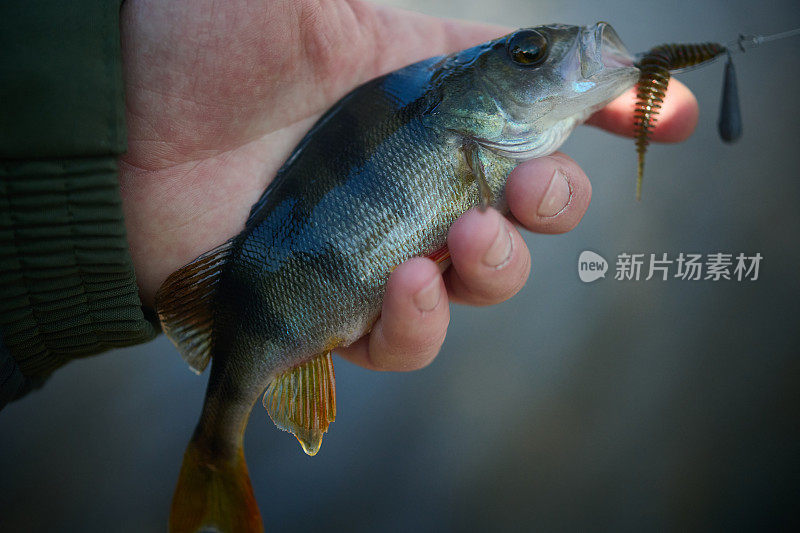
xmin=156 ymin=22 xmax=639 ymax=533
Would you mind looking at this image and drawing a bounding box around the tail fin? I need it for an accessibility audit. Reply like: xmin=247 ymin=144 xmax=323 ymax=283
xmin=169 ymin=439 xmax=263 ymax=533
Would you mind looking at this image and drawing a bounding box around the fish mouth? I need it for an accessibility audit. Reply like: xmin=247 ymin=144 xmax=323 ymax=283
xmin=469 ymin=23 xmax=639 ymax=160
xmin=596 ymin=22 xmax=634 ymax=69
xmin=557 ymin=21 xmax=638 ymax=115
xmin=580 ymin=22 xmax=635 ymax=78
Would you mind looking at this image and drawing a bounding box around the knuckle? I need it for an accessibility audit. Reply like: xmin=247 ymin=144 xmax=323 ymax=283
xmin=458 ymin=247 xmax=530 ymax=305
xmin=383 ymin=313 xmax=446 ymax=354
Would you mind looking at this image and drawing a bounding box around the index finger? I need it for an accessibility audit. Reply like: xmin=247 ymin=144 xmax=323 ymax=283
xmin=586 ymin=79 xmax=699 ymax=143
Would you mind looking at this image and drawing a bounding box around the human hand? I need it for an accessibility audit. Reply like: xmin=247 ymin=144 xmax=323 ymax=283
xmin=118 ymin=0 xmax=698 ymax=369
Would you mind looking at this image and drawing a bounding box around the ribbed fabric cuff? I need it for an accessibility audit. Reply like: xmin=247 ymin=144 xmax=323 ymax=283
xmin=0 ymin=156 xmax=156 ymax=388
xmin=0 ymin=332 xmax=26 ymax=409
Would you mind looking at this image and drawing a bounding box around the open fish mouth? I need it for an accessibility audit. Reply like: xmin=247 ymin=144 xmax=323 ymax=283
xmin=474 ymin=23 xmax=639 ymax=159
xmin=557 ymin=22 xmax=638 ymax=114
xmin=580 ymin=22 xmax=636 ymax=78
xmin=597 ymin=22 xmax=635 ymax=69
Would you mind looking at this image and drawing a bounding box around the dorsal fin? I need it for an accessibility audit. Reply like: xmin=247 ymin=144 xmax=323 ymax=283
xmin=155 ymin=240 xmax=233 ymax=374
xmin=262 ymin=351 xmax=336 ymax=456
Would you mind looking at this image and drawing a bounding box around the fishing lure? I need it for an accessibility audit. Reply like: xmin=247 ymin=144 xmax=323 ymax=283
xmin=633 ymin=42 xmax=726 ymax=200
xmin=633 ymin=27 xmax=800 ymax=199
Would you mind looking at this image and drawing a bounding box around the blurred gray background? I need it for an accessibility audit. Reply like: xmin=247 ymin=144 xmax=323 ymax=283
xmin=2 ymin=0 xmax=798 ymax=531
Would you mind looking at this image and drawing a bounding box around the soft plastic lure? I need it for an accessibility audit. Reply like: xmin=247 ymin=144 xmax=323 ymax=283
xmin=633 ymin=43 xmax=726 ymax=200
xmin=632 ymin=28 xmax=800 ymax=199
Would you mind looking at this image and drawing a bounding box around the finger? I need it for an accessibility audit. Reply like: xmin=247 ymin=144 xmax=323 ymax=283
xmin=586 ymin=79 xmax=699 ymax=142
xmin=505 ymin=152 xmax=592 ymax=235
xmin=444 ymin=208 xmax=531 ymax=306
xmin=337 ymin=258 xmax=449 ymax=371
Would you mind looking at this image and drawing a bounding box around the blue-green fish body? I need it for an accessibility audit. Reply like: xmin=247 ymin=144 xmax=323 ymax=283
xmin=157 ymin=23 xmax=638 ymax=532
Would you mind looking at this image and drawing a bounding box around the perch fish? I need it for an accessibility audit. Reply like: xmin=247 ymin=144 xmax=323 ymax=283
xmin=158 ymin=23 xmax=641 ymax=532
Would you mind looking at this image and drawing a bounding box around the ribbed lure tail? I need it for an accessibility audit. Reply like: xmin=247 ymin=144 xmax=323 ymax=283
xmin=169 ymin=439 xmax=263 ymax=533
xmin=634 ymin=42 xmax=726 ymax=200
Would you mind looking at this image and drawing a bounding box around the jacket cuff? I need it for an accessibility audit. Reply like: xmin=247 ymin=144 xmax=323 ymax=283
xmin=0 ymin=156 xmax=157 ymax=392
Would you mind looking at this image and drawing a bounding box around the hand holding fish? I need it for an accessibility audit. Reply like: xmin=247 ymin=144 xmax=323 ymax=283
xmin=119 ymin=0 xmax=697 ymax=372
xmin=116 ymin=2 xmax=702 ymax=531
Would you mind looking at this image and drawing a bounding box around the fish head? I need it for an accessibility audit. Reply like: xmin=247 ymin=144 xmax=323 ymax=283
xmin=430 ymin=22 xmax=639 ymax=159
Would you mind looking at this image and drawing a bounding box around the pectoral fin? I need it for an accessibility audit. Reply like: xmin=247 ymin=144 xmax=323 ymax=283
xmin=462 ymin=141 xmax=494 ymax=209
xmin=262 ymin=352 xmax=336 ymax=456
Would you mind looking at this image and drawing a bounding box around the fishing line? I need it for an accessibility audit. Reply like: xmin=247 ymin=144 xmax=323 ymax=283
xmin=730 ymin=27 xmax=800 ymax=52
xmin=717 ymin=27 xmax=800 ymax=142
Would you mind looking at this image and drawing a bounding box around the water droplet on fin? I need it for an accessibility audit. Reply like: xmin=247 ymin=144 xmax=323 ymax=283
xmin=294 ymin=428 xmax=325 ymax=456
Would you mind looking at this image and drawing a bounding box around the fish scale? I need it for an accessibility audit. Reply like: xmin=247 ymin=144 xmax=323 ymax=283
xmin=229 ymin=125 xmax=463 ymax=366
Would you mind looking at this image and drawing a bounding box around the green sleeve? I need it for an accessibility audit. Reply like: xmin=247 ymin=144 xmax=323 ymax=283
xmin=0 ymin=0 xmax=157 ymax=407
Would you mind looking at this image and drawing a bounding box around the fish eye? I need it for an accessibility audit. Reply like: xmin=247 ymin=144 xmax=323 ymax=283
xmin=506 ymin=30 xmax=549 ymax=66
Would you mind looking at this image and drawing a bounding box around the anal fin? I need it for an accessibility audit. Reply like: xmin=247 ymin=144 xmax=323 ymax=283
xmin=156 ymin=240 xmax=233 ymax=374
xmin=262 ymin=352 xmax=336 ymax=456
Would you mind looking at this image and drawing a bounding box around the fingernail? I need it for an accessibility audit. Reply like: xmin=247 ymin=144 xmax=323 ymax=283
xmin=414 ymin=276 xmax=441 ymax=312
xmin=538 ymin=169 xmax=571 ymax=217
xmin=483 ymin=220 xmax=513 ymax=269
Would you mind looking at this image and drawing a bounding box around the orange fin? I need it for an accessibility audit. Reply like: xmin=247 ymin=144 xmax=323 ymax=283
xmin=169 ymin=438 xmax=262 ymax=533
xmin=426 ymin=245 xmax=451 ymax=265
xmin=262 ymin=352 xmax=336 ymax=456
xmin=156 ymin=240 xmax=233 ymax=374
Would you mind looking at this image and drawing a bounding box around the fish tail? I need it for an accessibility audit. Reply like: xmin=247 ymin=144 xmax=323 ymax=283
xmin=158 ymin=238 xmax=264 ymax=531
xmin=169 ymin=436 xmax=262 ymax=533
